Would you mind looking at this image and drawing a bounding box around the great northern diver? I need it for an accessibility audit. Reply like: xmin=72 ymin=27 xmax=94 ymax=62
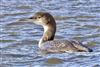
xmin=27 ymin=12 xmax=92 ymax=53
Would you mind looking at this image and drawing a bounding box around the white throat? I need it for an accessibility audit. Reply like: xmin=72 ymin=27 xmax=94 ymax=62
xmin=43 ymin=25 xmax=49 ymax=33
xmin=38 ymin=25 xmax=49 ymax=48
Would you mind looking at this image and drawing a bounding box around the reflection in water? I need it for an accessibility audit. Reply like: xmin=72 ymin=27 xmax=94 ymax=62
xmin=45 ymin=58 xmax=63 ymax=65
xmin=0 ymin=0 xmax=100 ymax=67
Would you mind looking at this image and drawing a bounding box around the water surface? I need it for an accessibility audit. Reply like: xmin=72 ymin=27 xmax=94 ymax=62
xmin=0 ymin=0 xmax=100 ymax=67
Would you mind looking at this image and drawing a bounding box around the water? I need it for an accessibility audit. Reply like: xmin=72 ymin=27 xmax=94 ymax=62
xmin=0 ymin=0 xmax=100 ymax=67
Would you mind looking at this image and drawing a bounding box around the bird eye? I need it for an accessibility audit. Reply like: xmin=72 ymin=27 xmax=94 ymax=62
xmin=38 ymin=16 xmax=41 ymax=18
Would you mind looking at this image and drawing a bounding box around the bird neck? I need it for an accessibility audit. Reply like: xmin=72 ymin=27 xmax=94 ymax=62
xmin=39 ymin=22 xmax=56 ymax=47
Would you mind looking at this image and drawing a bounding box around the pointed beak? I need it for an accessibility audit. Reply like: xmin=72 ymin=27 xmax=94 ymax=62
xmin=28 ymin=16 xmax=36 ymax=19
xmin=29 ymin=17 xmax=33 ymax=19
xmin=18 ymin=16 xmax=36 ymax=22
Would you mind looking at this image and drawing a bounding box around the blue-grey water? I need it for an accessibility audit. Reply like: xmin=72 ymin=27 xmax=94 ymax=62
xmin=0 ymin=0 xmax=100 ymax=67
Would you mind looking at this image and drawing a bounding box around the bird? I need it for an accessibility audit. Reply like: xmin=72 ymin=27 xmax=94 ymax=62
xmin=26 ymin=12 xmax=93 ymax=53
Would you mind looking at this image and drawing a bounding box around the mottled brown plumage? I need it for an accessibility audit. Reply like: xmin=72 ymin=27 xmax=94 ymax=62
xmin=28 ymin=12 xmax=93 ymax=53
